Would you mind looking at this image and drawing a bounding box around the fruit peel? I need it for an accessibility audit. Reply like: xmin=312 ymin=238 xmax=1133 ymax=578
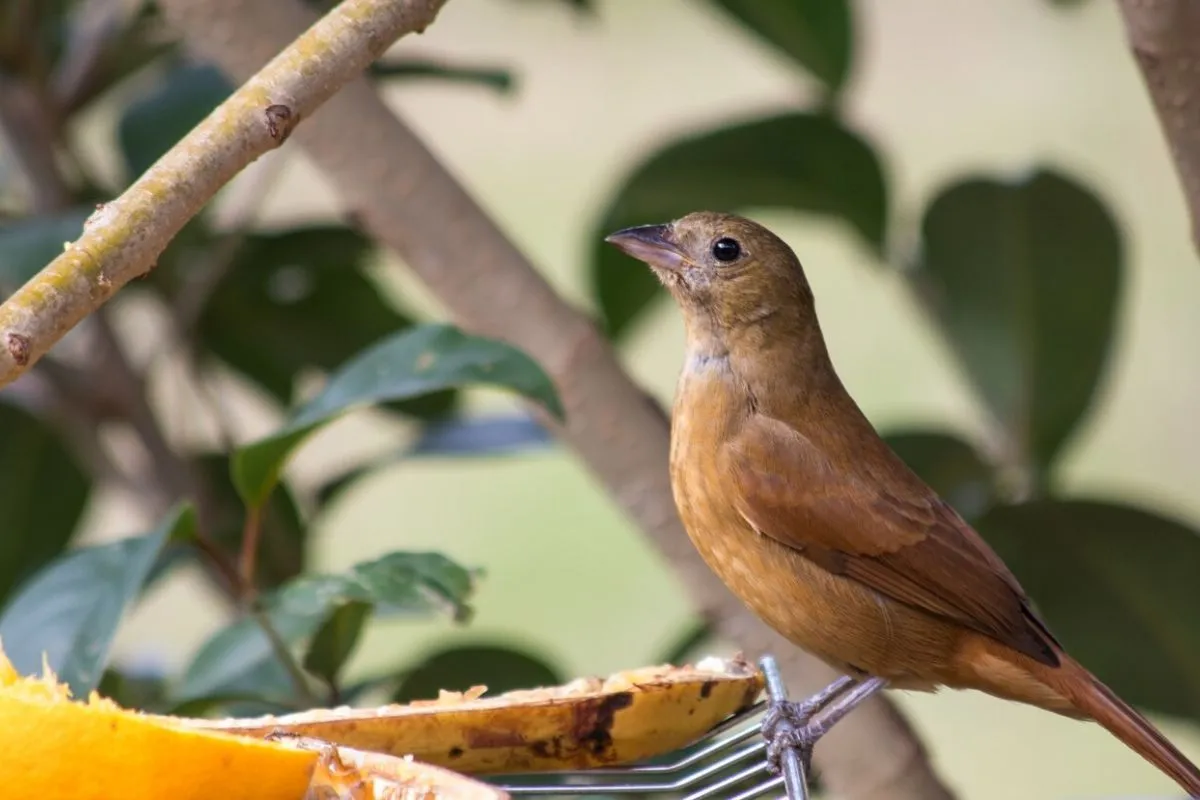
xmin=182 ymin=656 xmax=765 ymax=774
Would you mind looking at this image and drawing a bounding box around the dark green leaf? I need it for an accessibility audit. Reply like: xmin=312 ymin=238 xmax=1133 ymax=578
xmin=0 ymin=402 xmax=91 ymax=606
xmin=0 ymin=208 xmax=92 ymax=297
xmin=303 ymin=600 xmax=372 ymax=689
xmin=117 ymin=62 xmax=233 ymax=180
xmin=349 ymin=551 xmax=476 ymax=622
xmin=705 ymin=0 xmax=852 ymax=92
xmin=914 ymin=169 xmax=1123 ymax=474
xmin=231 ymin=323 xmax=563 ymax=506
xmin=166 ymin=692 xmax=297 ymax=718
xmin=392 ymin=642 xmax=564 ymax=703
xmin=0 ymin=505 xmax=192 ymax=696
xmin=592 ymin=112 xmax=888 ymax=337
xmin=199 ymin=226 xmax=456 ymax=422
xmin=97 ymin=665 xmax=170 ymax=712
xmin=194 ymin=453 xmax=306 ymax=590
xmin=977 ymin=500 xmax=1200 ymax=720
xmin=370 ymin=59 xmax=515 ymax=94
xmin=882 ymin=430 xmax=995 ymax=521
xmin=177 ymin=551 xmax=475 ymax=702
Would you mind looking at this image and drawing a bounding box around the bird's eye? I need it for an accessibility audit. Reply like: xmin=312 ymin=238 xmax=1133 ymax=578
xmin=711 ymin=237 xmax=741 ymax=263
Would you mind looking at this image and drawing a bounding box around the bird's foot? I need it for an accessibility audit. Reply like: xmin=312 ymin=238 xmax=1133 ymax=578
xmin=761 ymin=674 xmax=855 ymax=739
xmin=763 ymin=710 xmax=816 ymax=777
xmin=762 ymin=676 xmax=888 ymax=776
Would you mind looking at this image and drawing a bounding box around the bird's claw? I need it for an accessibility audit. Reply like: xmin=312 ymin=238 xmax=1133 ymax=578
xmin=760 ymin=676 xmax=886 ymax=778
xmin=761 ymin=699 xmax=822 ymax=776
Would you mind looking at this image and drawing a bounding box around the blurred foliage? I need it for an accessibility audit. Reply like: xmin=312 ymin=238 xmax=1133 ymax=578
xmin=913 ymin=170 xmax=1123 ymax=479
xmin=0 ymin=0 xmax=568 ymax=717
xmin=0 ymin=0 xmax=1197 ymax=762
xmin=391 ymin=642 xmax=566 ymax=702
xmin=704 ymin=0 xmax=854 ymax=95
xmin=0 ymin=402 xmax=91 ymax=606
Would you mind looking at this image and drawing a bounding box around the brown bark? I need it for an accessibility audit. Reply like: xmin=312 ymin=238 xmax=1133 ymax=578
xmin=155 ymin=2 xmax=955 ymax=797
xmin=1117 ymin=0 xmax=1200 ymax=254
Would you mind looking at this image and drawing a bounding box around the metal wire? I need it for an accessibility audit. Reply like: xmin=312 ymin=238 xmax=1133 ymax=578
xmin=490 ymin=655 xmax=806 ymax=800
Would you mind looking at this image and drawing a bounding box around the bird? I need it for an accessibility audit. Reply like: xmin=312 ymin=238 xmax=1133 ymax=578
xmin=605 ymin=211 xmax=1200 ymax=797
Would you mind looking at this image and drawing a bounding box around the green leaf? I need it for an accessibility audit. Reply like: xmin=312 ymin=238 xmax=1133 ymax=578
xmin=591 ymin=112 xmax=888 ymax=337
xmin=199 ymin=226 xmax=456 ymax=422
xmin=0 ymin=505 xmax=193 ymax=696
xmin=0 ymin=402 xmax=92 ymax=606
xmin=97 ymin=665 xmax=170 ymax=712
xmin=0 ymin=208 xmax=92 ymax=297
xmin=117 ymin=62 xmax=232 ymax=180
xmin=175 ymin=611 xmax=311 ymax=704
xmin=195 ymin=453 xmax=306 ymax=590
xmin=392 ymin=642 xmax=564 ymax=703
xmin=914 ymin=169 xmax=1123 ymax=475
xmin=177 ymin=551 xmax=475 ymax=702
xmin=349 ymin=551 xmax=477 ymax=621
xmin=231 ymin=323 xmax=563 ymax=507
xmin=705 ymin=0 xmax=853 ymax=92
xmin=977 ymin=500 xmax=1200 ymax=721
xmin=303 ymin=600 xmax=372 ymax=689
xmin=370 ymin=59 xmax=515 ymax=94
xmin=883 ymin=430 xmax=996 ymax=521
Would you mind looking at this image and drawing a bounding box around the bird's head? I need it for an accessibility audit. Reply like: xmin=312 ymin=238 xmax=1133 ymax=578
xmin=605 ymin=211 xmax=817 ymax=351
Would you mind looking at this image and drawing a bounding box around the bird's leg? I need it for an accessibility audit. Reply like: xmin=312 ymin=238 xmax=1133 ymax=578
xmin=763 ymin=676 xmax=888 ymax=776
xmin=761 ymin=674 xmax=856 ymax=739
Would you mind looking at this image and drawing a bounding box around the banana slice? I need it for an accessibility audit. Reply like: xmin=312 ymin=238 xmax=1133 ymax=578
xmin=182 ymin=656 xmax=764 ymax=774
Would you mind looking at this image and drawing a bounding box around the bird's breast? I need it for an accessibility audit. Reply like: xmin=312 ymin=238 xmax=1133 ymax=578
xmin=669 ymin=359 xmax=958 ymax=684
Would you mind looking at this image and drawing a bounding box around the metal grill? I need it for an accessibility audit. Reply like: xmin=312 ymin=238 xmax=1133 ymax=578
xmin=490 ymin=656 xmax=808 ymax=800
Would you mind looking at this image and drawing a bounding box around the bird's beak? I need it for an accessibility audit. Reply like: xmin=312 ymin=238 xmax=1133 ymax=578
xmin=604 ymin=224 xmax=687 ymax=273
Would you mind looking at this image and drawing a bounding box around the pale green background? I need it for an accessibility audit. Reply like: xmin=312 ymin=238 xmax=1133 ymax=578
xmin=81 ymin=1 xmax=1200 ymax=797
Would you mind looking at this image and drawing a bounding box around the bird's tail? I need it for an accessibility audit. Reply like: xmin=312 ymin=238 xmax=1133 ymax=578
xmin=1050 ymin=655 xmax=1200 ymax=797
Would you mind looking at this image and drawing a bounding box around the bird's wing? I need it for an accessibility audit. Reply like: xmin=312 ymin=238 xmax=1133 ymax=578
xmin=723 ymin=415 xmax=1061 ymax=666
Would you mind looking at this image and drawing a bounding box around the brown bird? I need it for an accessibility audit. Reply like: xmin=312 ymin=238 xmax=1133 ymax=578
xmin=606 ymin=211 xmax=1200 ymax=796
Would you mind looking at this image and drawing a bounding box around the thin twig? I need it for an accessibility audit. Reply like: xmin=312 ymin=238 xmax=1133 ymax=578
xmin=155 ymin=1 xmax=954 ymax=797
xmin=0 ymin=0 xmax=451 ymax=385
xmin=250 ymin=605 xmax=318 ymax=706
xmin=239 ymin=503 xmax=263 ymax=599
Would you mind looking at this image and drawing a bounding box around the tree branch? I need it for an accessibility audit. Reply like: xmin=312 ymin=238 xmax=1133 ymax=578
xmin=1117 ymin=0 xmax=1200 ymax=254
xmin=154 ymin=2 xmax=954 ymax=797
xmin=0 ymin=0 xmax=450 ymax=386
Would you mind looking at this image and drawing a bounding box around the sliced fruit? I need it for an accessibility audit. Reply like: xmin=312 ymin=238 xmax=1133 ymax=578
xmin=0 ymin=645 xmax=508 ymax=799
xmin=182 ymin=655 xmax=765 ymax=774
xmin=0 ymin=647 xmax=316 ymax=800
xmin=279 ymin=734 xmax=509 ymax=799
